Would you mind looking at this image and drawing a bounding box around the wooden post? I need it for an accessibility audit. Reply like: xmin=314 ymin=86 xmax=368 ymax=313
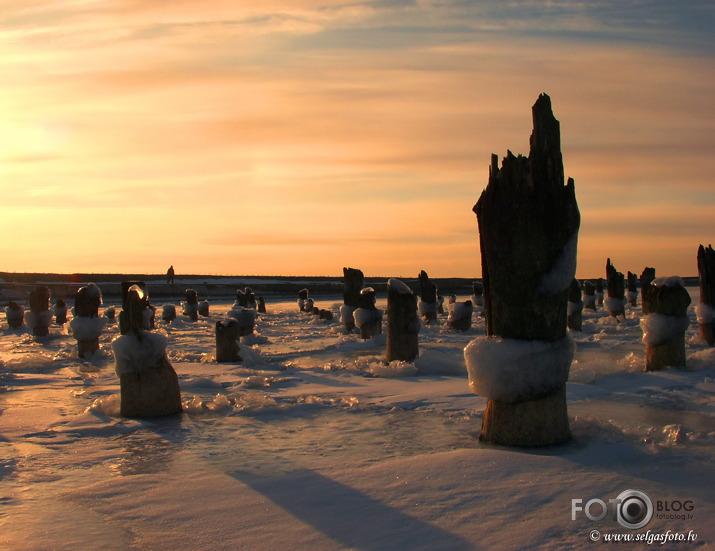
xmin=567 ymin=278 xmax=583 ymax=331
xmin=626 ymin=271 xmax=638 ymax=307
xmin=697 ymin=245 xmax=715 ymax=345
xmin=469 ymin=93 xmax=578 ymax=447
xmin=54 ymin=299 xmax=68 ymax=325
xmin=257 ymin=297 xmax=267 ymax=314
xmin=114 ymin=284 xmax=182 ymax=418
xmin=71 ymin=283 xmax=104 ymax=358
xmin=5 ymin=301 xmax=24 ymax=329
xmin=198 ymin=300 xmax=210 ymax=317
xmin=448 ymin=300 xmax=473 ymax=331
xmin=418 ymin=270 xmax=439 ymax=323
xmin=245 ymin=288 xmax=256 ymax=309
xmin=471 ymin=280 xmax=484 ymax=309
xmin=216 ymin=319 xmax=242 ymax=362
xmin=298 ymin=288 xmax=309 ymax=312
xmin=386 ymin=279 xmax=420 ymax=362
xmin=642 ymin=277 xmax=691 ymax=371
xmin=595 ymin=278 xmax=604 ymax=306
xmin=28 ymin=286 xmax=52 ymax=337
xmin=605 ymin=259 xmax=626 ymax=321
xmin=183 ymin=289 xmax=199 ymax=321
xmin=582 ymin=280 xmax=597 ymax=311
xmin=354 ymin=287 xmax=383 ymax=339
xmin=640 ymin=267 xmax=656 ymax=313
xmin=341 ymin=267 xmax=364 ymax=331
xmin=162 ymin=304 xmax=177 ymax=323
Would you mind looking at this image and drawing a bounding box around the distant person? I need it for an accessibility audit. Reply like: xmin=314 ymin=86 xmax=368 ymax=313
xmin=167 ymin=265 xmax=175 ymax=284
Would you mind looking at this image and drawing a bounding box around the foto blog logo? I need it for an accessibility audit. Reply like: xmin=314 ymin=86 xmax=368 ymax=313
xmin=572 ymin=489 xmax=654 ymax=530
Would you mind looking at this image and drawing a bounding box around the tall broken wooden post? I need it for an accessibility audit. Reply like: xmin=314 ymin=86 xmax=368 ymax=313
xmin=341 ymin=267 xmax=364 ymax=331
xmin=582 ymin=280 xmax=597 ymax=311
xmin=605 ymin=259 xmax=626 ymax=321
xmin=113 ymin=284 xmax=182 ymax=418
xmin=640 ymin=267 xmax=656 ymax=313
xmin=466 ymin=93 xmax=579 ymax=447
xmin=418 ymin=270 xmax=439 ymax=323
xmin=354 ymin=287 xmax=383 ymax=340
xmin=697 ymin=245 xmax=715 ymax=345
xmin=386 ymin=279 xmax=420 ymax=362
xmin=641 ymin=277 xmax=691 ymax=371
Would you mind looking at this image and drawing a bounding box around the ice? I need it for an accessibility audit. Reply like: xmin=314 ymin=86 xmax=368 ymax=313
xmin=111 ymin=331 xmax=168 ymax=375
xmin=69 ymin=315 xmax=106 ymax=341
xmin=464 ymin=335 xmax=574 ymax=402
xmin=641 ymin=313 xmax=690 ymax=346
xmin=695 ymin=302 xmax=715 ymax=324
xmin=1 ymin=292 xmax=714 ymax=549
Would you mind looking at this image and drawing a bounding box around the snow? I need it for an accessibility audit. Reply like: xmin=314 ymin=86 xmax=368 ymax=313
xmin=447 ymin=301 xmax=473 ymax=322
xmin=536 ymin=232 xmax=578 ymax=296
xmin=1 ymin=289 xmax=714 ymax=549
xmin=418 ymin=299 xmax=439 ymax=316
xmin=388 ymin=278 xmax=412 ymax=295
xmin=640 ymin=313 xmax=690 ymax=346
xmin=353 ymin=307 xmax=382 ymax=328
xmin=604 ymin=296 xmax=627 ymax=316
xmin=464 ymin=335 xmax=574 ymax=402
xmin=695 ymin=302 xmax=715 ymax=324
xmin=24 ymin=309 xmax=53 ymax=329
xmin=111 ymin=332 xmax=169 ymax=375
xmin=69 ymin=315 xmax=106 ymax=341
xmin=567 ymin=300 xmax=582 ymax=315
xmin=339 ymin=304 xmax=355 ymax=324
xmin=653 ymin=276 xmax=686 ymax=288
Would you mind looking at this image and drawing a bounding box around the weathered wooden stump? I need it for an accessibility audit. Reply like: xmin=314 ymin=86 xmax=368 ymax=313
xmin=162 ymin=304 xmax=177 ymax=324
xmin=567 ymin=278 xmax=583 ymax=331
xmin=471 ymin=280 xmax=484 ymax=309
xmin=641 ymin=277 xmax=691 ymax=371
xmin=640 ymin=267 xmax=656 ymax=313
xmin=27 ymin=286 xmax=52 ymax=337
xmin=119 ymin=281 xmax=149 ymax=335
xmin=104 ymin=306 xmax=116 ymax=321
xmin=467 ymin=93 xmax=579 ymax=447
xmin=216 ymin=319 xmax=242 ymax=362
xmin=418 ymin=270 xmax=439 ymax=323
xmin=198 ymin=300 xmax=210 ymax=317
xmin=183 ymin=289 xmax=199 ymax=321
xmin=354 ymin=287 xmax=383 ymax=339
xmin=319 ymin=309 xmax=333 ymax=321
xmin=697 ymin=245 xmax=715 ymax=345
xmin=245 ymin=288 xmax=257 ymax=309
xmin=604 ymin=259 xmax=626 ymax=321
xmin=54 ymin=299 xmax=68 ymax=325
xmin=298 ymin=288 xmax=309 ymax=312
xmin=257 ymin=297 xmax=267 ymax=314
xmin=70 ymin=283 xmax=105 ymax=358
xmin=595 ymin=278 xmax=604 ymax=306
xmin=236 ymin=289 xmax=248 ymax=307
xmin=340 ymin=267 xmax=364 ymax=331
xmin=582 ymin=280 xmax=597 ymax=311
xmin=113 ymin=284 xmax=182 ymax=418
xmin=437 ymin=295 xmax=445 ymax=315
xmin=228 ymin=307 xmax=257 ymax=336
xmin=386 ymin=279 xmax=420 ymax=362
xmin=448 ymin=300 xmax=473 ymax=331
xmin=5 ymin=301 xmax=24 ymax=329
xmin=626 ymin=271 xmax=639 ymax=307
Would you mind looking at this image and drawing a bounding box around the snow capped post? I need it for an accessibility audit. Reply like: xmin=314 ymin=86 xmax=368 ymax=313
xmin=70 ymin=283 xmax=105 ymax=359
xmin=112 ymin=284 xmax=182 ymax=418
xmin=471 ymin=280 xmax=484 ymax=309
xmin=640 ymin=267 xmax=656 ymax=313
xmin=604 ymin=259 xmax=626 ymax=322
xmin=354 ymin=287 xmax=383 ymax=340
xmin=162 ymin=304 xmax=177 ymax=324
xmin=467 ymin=93 xmax=579 ymax=447
xmin=641 ymin=277 xmax=691 ymax=371
xmin=582 ymin=280 xmax=597 ymax=311
xmin=696 ymin=245 xmax=715 ymax=345
xmin=567 ymin=278 xmax=583 ymax=331
xmin=119 ymin=281 xmax=149 ymax=334
xmin=244 ymin=287 xmax=257 ymax=309
xmin=182 ymin=289 xmax=199 ymax=321
xmin=448 ymin=300 xmax=473 ymax=331
xmin=626 ymin=272 xmax=639 ymax=307
xmin=257 ymin=297 xmax=267 ymax=314
xmin=341 ymin=267 xmax=364 ymax=331
xmin=198 ymin=299 xmax=210 ymax=317
xmin=386 ymin=278 xmax=420 ymax=362
xmin=216 ymin=319 xmax=242 ymax=363
xmin=54 ymin=299 xmax=68 ymax=325
xmin=5 ymin=301 xmax=24 ymax=329
xmin=297 ymin=288 xmax=309 ymax=312
xmin=418 ymin=270 xmax=439 ymax=323
xmin=27 ymin=286 xmax=52 ymax=337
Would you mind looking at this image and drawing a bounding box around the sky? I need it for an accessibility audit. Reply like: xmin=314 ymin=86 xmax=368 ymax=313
xmin=0 ymin=1 xmax=713 ymax=279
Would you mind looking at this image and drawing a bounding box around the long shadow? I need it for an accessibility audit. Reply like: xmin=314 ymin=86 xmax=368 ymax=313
xmin=229 ymin=467 xmax=476 ymax=551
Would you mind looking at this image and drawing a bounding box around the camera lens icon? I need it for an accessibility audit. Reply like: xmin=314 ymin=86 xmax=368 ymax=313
xmin=616 ymin=489 xmax=653 ymax=529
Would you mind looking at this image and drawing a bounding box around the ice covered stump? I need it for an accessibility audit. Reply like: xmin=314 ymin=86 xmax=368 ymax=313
xmin=162 ymin=304 xmax=177 ymax=323
xmin=605 ymin=259 xmax=626 ymax=321
xmin=642 ymin=276 xmax=691 ymax=371
xmin=5 ymin=301 xmax=24 ymax=329
xmin=71 ymin=283 xmax=105 ymax=358
xmin=182 ymin=289 xmax=199 ymax=321
xmin=465 ymin=336 xmax=573 ymax=403
xmin=216 ymin=319 xmax=242 ymax=363
xmin=697 ymin=244 xmax=715 ymax=345
xmin=54 ymin=299 xmax=68 ymax=325
xmin=418 ymin=270 xmax=439 ymax=323
xmin=386 ymin=278 xmax=420 ymax=363
xmin=227 ymin=305 xmax=257 ymax=336
xmin=27 ymin=285 xmax=52 ymax=337
xmin=447 ymin=300 xmax=473 ymax=331
xmin=354 ymin=286 xmax=382 ymax=339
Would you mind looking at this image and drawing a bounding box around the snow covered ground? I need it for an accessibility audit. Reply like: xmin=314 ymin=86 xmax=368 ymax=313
xmin=1 ymin=291 xmax=713 ymax=550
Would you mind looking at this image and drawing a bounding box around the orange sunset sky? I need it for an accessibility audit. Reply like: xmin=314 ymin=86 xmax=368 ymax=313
xmin=0 ymin=1 xmax=713 ymax=278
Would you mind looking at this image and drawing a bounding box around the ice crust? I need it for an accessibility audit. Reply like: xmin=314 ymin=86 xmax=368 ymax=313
xmin=112 ymin=332 xmax=169 ymax=375
xmin=339 ymin=305 xmax=355 ymax=324
xmin=418 ymin=300 xmax=439 ymax=316
xmin=535 ymin=232 xmax=578 ymax=297
xmin=464 ymin=335 xmax=574 ymax=403
xmin=447 ymin=301 xmax=472 ymax=322
xmin=640 ymin=313 xmax=690 ymax=346
xmin=567 ymin=301 xmax=582 ymax=316
xmin=388 ymin=278 xmax=413 ymax=295
xmin=69 ymin=316 xmax=106 ymax=341
xmin=604 ymin=297 xmax=626 ymax=315
xmin=653 ymin=276 xmax=685 ymax=288
xmin=353 ymin=307 xmax=382 ymax=328
xmin=25 ymin=310 xmax=53 ymax=329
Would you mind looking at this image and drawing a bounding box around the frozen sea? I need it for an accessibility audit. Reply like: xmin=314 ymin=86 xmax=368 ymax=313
xmin=1 ymin=291 xmax=713 ymax=550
